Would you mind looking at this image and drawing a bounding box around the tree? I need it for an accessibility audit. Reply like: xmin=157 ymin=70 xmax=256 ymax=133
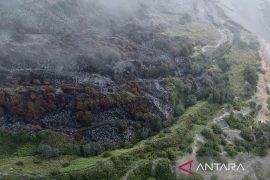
xmin=175 ymin=80 xmax=185 ymax=93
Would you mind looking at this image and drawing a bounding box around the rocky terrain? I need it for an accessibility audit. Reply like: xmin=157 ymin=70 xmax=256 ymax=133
xmin=1 ymin=0 xmax=269 ymax=179
xmin=0 ymin=0 xmax=229 ymax=145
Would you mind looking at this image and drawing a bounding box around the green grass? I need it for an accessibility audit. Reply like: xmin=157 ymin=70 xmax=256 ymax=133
xmin=224 ymin=45 xmax=260 ymax=96
xmin=0 ymin=102 xmax=218 ymax=179
xmin=60 ymin=156 xmax=104 ymax=172
xmin=0 ymin=156 xmax=73 ymax=176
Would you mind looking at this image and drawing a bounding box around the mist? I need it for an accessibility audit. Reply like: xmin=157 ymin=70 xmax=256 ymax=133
xmin=218 ymin=0 xmax=270 ymax=41
xmin=0 ymin=0 xmax=194 ymax=73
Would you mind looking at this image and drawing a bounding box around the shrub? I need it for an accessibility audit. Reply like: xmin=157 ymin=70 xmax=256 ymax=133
xmin=219 ymin=137 xmax=227 ymax=146
xmin=234 ymin=139 xmax=252 ymax=152
xmin=149 ymin=114 xmax=162 ymax=132
xmin=175 ymin=103 xmax=185 ymax=116
xmin=249 ymin=101 xmax=257 ymax=109
xmin=217 ymin=58 xmax=230 ymax=72
xmin=166 ymin=149 xmax=176 ymax=161
xmin=60 ymin=143 xmax=81 ymax=156
xmin=140 ymin=127 xmax=150 ymax=139
xmin=197 ymin=141 xmax=220 ymax=157
xmin=50 ymin=170 xmax=60 ymax=176
xmin=212 ymin=124 xmax=223 ymax=134
xmin=231 ymin=101 xmax=241 ymax=111
xmin=244 ymin=66 xmax=258 ymax=88
xmin=240 ymin=128 xmax=255 ymax=142
xmin=154 ymin=159 xmax=176 ymax=180
xmin=225 ymin=115 xmax=239 ymax=129
xmin=185 ymin=95 xmax=197 ymax=107
xmin=62 ymin=162 xmax=70 ymax=168
xmin=15 ymin=161 xmax=24 ymax=166
xmin=38 ymin=145 xmax=59 ymax=159
xmin=224 ymin=145 xmax=238 ymax=157
xmin=201 ymin=129 xmax=215 ymax=140
xmin=102 ymin=152 xmax=112 ymax=158
xmin=82 ymin=142 xmax=104 ymax=157
xmin=175 ymin=80 xmax=185 ymax=93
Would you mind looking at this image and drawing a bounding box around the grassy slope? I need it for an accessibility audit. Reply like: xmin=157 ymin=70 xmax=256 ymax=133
xmin=0 ymin=102 xmax=218 ymax=179
xmin=0 ymin=20 xmax=262 ymax=180
xmin=225 ymin=42 xmax=260 ymax=96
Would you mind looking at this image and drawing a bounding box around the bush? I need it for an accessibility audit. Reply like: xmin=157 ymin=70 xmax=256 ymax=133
xmin=175 ymin=80 xmax=185 ymax=93
xmin=190 ymin=62 xmax=202 ymax=75
xmin=217 ymin=58 xmax=230 ymax=72
xmin=62 ymin=162 xmax=70 ymax=168
xmin=38 ymin=145 xmax=59 ymax=159
xmin=154 ymin=159 xmax=176 ymax=180
xmin=140 ymin=127 xmax=150 ymax=139
xmin=240 ymin=128 xmax=255 ymax=142
xmin=15 ymin=161 xmax=24 ymax=166
xmin=102 ymin=152 xmax=112 ymax=158
xmin=50 ymin=170 xmax=60 ymax=176
xmin=224 ymin=145 xmax=238 ymax=157
xmin=249 ymin=101 xmax=257 ymax=109
xmin=166 ymin=149 xmax=176 ymax=161
xmin=212 ymin=124 xmax=223 ymax=134
xmin=60 ymin=143 xmax=81 ymax=156
xmin=234 ymin=139 xmax=252 ymax=152
xmin=175 ymin=103 xmax=185 ymax=116
xmin=82 ymin=142 xmax=105 ymax=157
xmin=185 ymin=95 xmax=197 ymax=107
xmin=197 ymin=141 xmax=220 ymax=157
xmin=225 ymin=113 xmax=253 ymax=129
xmin=244 ymin=66 xmax=258 ymax=88
xmin=201 ymin=129 xmax=215 ymax=140
xmin=149 ymin=114 xmax=162 ymax=132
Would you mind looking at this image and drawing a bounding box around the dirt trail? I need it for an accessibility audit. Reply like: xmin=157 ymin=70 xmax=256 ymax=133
xmin=255 ymin=39 xmax=270 ymax=122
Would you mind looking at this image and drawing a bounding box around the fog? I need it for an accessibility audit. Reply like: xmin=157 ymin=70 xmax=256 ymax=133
xmin=0 ymin=0 xmax=196 ymax=72
xmin=218 ymin=0 xmax=270 ymax=41
xmin=1 ymin=0 xmax=269 ymax=74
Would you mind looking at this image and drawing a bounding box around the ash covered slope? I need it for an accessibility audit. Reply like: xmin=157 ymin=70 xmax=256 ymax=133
xmin=0 ymin=0 xmax=191 ymax=71
xmin=0 ymin=0 xmax=231 ymax=144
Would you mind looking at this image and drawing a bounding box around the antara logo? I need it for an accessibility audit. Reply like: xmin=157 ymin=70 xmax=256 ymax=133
xmin=178 ymin=160 xmax=245 ymax=175
xmin=178 ymin=160 xmax=194 ymax=175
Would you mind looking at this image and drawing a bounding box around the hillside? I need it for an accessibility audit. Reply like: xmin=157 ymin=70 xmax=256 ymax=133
xmin=0 ymin=0 xmax=269 ymax=179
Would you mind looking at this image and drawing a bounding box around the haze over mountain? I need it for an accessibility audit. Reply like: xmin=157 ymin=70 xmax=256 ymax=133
xmin=218 ymin=0 xmax=270 ymax=40
xmin=0 ymin=0 xmax=195 ymax=72
xmin=1 ymin=0 xmax=270 ymax=179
